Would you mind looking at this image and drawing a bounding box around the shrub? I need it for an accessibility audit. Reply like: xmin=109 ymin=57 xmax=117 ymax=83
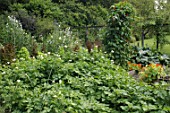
xmin=44 ymin=26 xmax=81 ymax=53
xmin=35 ymin=17 xmax=55 ymax=37
xmin=0 ymin=47 xmax=169 ymax=112
xmin=139 ymin=63 xmax=166 ymax=83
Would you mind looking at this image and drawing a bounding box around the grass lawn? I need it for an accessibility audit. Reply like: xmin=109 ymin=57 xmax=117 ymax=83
xmin=131 ymin=35 xmax=170 ymax=56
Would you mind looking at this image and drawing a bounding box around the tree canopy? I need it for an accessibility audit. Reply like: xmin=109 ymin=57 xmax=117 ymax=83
xmin=129 ymin=0 xmax=170 ymax=48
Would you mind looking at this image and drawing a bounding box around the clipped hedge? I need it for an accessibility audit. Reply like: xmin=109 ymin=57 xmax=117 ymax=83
xmin=0 ymin=47 xmax=170 ymax=113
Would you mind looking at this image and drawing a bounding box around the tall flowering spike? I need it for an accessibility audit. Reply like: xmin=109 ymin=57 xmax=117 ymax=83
xmin=8 ymin=15 xmax=23 ymax=29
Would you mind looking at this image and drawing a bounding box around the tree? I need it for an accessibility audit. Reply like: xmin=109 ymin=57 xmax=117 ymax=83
xmin=0 ymin=0 xmax=13 ymax=12
xmin=8 ymin=0 xmax=108 ymax=38
xmin=129 ymin=0 xmax=155 ymax=47
xmin=85 ymin=0 xmax=121 ymax=8
xmin=154 ymin=0 xmax=170 ymax=49
xmin=0 ymin=0 xmax=29 ymax=12
xmin=129 ymin=0 xmax=170 ymax=49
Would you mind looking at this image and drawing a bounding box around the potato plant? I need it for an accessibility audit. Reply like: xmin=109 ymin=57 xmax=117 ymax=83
xmin=0 ymin=47 xmax=169 ymax=113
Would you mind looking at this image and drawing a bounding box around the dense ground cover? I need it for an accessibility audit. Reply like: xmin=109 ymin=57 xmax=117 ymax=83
xmin=0 ymin=47 xmax=170 ymax=113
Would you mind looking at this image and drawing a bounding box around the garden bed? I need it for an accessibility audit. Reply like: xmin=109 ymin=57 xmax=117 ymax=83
xmin=129 ymin=70 xmax=170 ymax=83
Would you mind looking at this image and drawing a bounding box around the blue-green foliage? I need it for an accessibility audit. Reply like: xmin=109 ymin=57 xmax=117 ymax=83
xmin=130 ymin=46 xmax=170 ymax=66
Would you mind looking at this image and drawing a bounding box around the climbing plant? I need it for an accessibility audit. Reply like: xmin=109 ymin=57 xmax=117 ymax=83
xmin=103 ymin=1 xmax=134 ymax=67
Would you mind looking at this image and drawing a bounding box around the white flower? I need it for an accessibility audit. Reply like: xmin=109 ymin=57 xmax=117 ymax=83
xmin=69 ymin=60 xmax=72 ymax=62
xmin=7 ymin=62 xmax=10 ymax=64
xmin=101 ymin=56 xmax=104 ymax=59
xmin=114 ymin=16 xmax=118 ymax=19
xmin=20 ymin=58 xmax=24 ymax=60
xmin=91 ymin=57 xmax=94 ymax=60
xmin=64 ymin=45 xmax=67 ymax=48
xmin=59 ymin=37 xmax=62 ymax=40
xmin=59 ymin=80 xmax=62 ymax=84
xmin=15 ymin=67 xmax=18 ymax=69
xmin=12 ymin=58 xmax=16 ymax=62
xmin=111 ymin=50 xmax=114 ymax=53
xmin=39 ymin=55 xmax=44 ymax=59
xmin=17 ymin=80 xmax=21 ymax=83
xmin=111 ymin=60 xmax=114 ymax=64
xmin=47 ymin=52 xmax=51 ymax=55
